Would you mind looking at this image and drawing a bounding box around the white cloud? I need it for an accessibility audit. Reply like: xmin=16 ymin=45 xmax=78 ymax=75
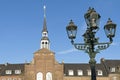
xmin=111 ymin=42 xmax=119 ymax=46
xmin=57 ymin=42 xmax=119 ymax=55
xmin=57 ymin=48 xmax=78 ymax=54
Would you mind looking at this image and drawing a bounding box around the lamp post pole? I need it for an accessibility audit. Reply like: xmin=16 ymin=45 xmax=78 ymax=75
xmin=66 ymin=7 xmax=116 ymax=80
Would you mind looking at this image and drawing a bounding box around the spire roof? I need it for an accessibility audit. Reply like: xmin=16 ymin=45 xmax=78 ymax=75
xmin=42 ymin=5 xmax=48 ymax=32
xmin=40 ymin=5 xmax=50 ymax=49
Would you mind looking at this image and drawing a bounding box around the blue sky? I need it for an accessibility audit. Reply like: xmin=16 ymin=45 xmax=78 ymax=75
xmin=0 ymin=0 xmax=120 ymax=64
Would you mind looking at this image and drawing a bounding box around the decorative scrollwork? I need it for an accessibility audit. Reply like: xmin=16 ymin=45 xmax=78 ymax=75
xmin=73 ymin=42 xmax=111 ymax=54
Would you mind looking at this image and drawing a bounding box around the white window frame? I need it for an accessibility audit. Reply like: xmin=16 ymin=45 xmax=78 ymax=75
xmin=5 ymin=70 xmax=12 ymax=74
xmin=15 ymin=70 xmax=21 ymax=74
xmin=7 ymin=78 xmax=12 ymax=80
xmin=46 ymin=72 xmax=52 ymax=80
xmin=77 ymin=70 xmax=83 ymax=76
xmin=13 ymin=78 xmax=17 ymax=80
xmin=111 ymin=67 xmax=115 ymax=72
xmin=68 ymin=70 xmax=74 ymax=76
xmin=97 ymin=70 xmax=103 ymax=76
xmin=87 ymin=70 xmax=91 ymax=76
xmin=37 ymin=72 xmax=43 ymax=80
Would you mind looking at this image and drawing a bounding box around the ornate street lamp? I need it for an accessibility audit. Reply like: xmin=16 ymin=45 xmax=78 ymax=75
xmin=66 ymin=7 xmax=116 ymax=80
xmin=104 ymin=18 xmax=116 ymax=42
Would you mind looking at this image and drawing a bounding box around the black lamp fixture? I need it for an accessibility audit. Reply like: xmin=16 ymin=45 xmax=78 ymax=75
xmin=104 ymin=18 xmax=116 ymax=42
xmin=66 ymin=20 xmax=77 ymax=43
xmin=84 ymin=7 xmax=101 ymax=30
xmin=66 ymin=7 xmax=116 ymax=80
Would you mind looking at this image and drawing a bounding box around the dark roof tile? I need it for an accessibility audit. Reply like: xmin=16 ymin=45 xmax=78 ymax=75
xmin=0 ymin=63 xmax=25 ymax=76
xmin=64 ymin=63 xmax=108 ymax=76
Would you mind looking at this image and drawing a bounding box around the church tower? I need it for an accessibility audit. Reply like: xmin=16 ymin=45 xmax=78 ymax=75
xmin=40 ymin=5 xmax=50 ymax=49
xmin=24 ymin=4 xmax=63 ymax=80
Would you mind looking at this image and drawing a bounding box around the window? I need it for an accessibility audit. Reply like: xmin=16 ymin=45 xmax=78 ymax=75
xmin=46 ymin=72 xmax=52 ymax=80
xmin=44 ymin=33 xmax=46 ymax=36
xmin=7 ymin=78 xmax=12 ymax=80
xmin=15 ymin=70 xmax=21 ymax=74
xmin=68 ymin=70 xmax=74 ymax=76
xmin=37 ymin=72 xmax=43 ymax=80
xmin=13 ymin=78 xmax=17 ymax=80
xmin=87 ymin=70 xmax=91 ymax=76
xmin=77 ymin=70 xmax=83 ymax=76
xmin=97 ymin=70 xmax=103 ymax=76
xmin=42 ymin=32 xmax=48 ymax=37
xmin=5 ymin=70 xmax=12 ymax=74
xmin=45 ymin=42 xmax=47 ymax=44
xmin=111 ymin=67 xmax=115 ymax=72
xmin=42 ymin=42 xmax=44 ymax=44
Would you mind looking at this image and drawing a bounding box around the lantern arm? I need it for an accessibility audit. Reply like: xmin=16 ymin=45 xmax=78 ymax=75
xmin=93 ymin=41 xmax=113 ymax=53
xmin=72 ymin=42 xmax=89 ymax=51
xmin=95 ymin=42 xmax=110 ymax=50
xmin=72 ymin=41 xmax=112 ymax=54
xmin=109 ymin=37 xmax=113 ymax=43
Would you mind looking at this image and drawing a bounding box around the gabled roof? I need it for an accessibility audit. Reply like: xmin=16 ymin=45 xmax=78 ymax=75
xmin=64 ymin=63 xmax=108 ymax=76
xmin=101 ymin=59 xmax=120 ymax=73
xmin=104 ymin=60 xmax=120 ymax=67
xmin=34 ymin=48 xmax=54 ymax=54
xmin=0 ymin=63 xmax=25 ymax=76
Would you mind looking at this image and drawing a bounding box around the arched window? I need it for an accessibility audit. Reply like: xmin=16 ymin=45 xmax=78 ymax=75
xmin=37 ymin=72 xmax=43 ymax=80
xmin=45 ymin=42 xmax=47 ymax=44
xmin=46 ymin=72 xmax=52 ymax=80
xmin=42 ymin=42 xmax=44 ymax=44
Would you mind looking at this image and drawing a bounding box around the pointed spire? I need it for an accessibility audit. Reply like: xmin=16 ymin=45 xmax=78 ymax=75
xmin=42 ymin=5 xmax=48 ymax=32
xmin=40 ymin=5 xmax=50 ymax=50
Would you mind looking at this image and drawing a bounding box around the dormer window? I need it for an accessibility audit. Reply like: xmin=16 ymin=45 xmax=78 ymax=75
xmin=87 ymin=70 xmax=91 ymax=76
xmin=15 ymin=70 xmax=21 ymax=74
xmin=97 ymin=70 xmax=103 ymax=76
xmin=68 ymin=70 xmax=74 ymax=76
xmin=111 ymin=67 xmax=115 ymax=72
xmin=77 ymin=70 xmax=83 ymax=76
xmin=6 ymin=70 xmax=12 ymax=74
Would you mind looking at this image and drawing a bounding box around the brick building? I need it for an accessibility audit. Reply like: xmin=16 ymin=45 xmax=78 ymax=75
xmin=0 ymin=5 xmax=120 ymax=80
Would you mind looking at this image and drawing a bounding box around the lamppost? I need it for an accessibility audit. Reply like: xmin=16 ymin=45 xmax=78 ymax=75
xmin=66 ymin=7 xmax=116 ymax=80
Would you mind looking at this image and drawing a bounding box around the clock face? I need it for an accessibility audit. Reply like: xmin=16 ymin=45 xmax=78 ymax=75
xmin=43 ymin=32 xmax=48 ymax=37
